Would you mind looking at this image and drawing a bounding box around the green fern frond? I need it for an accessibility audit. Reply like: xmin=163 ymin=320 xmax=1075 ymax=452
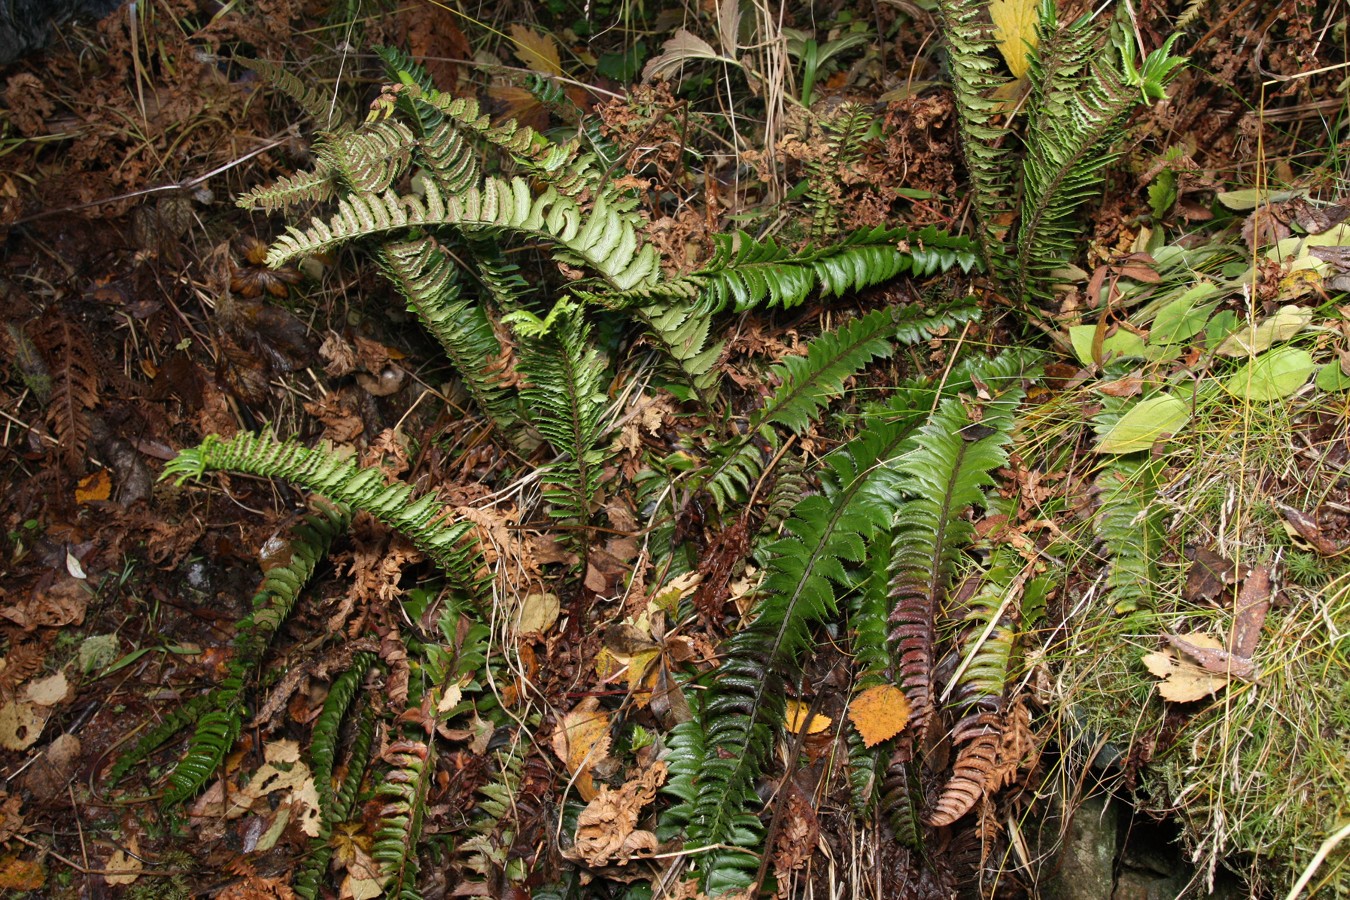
xmin=379 ymin=237 xmax=518 ymax=428
xmin=311 ymin=651 xmax=376 ymax=824
xmin=163 ymin=708 xmax=241 ymax=806
xmin=663 ymin=380 xmax=942 ymax=893
xmin=237 ymin=57 xmax=351 ymax=132
xmin=704 ymin=299 xmax=982 ymax=511
xmin=106 ymin=693 xmax=214 ymax=786
xmin=1013 ymin=2 xmax=1185 ymax=299
xmin=373 ymin=735 xmax=434 ymax=899
xmin=265 ymin=177 xmax=661 ymax=291
xmin=934 ymin=0 xmax=1018 ymax=279
xmin=294 ymin=705 xmax=376 ymax=900
xmin=631 ymin=299 xmax=722 ymax=407
xmin=516 ymin=303 xmax=610 ymax=541
xmin=162 ymin=433 xmax=482 ymax=592
xmin=237 ymin=163 xmax=339 ymax=213
xmin=887 ymin=351 xmax=1034 ymax=749
xmin=1094 ymin=453 xmax=1166 ymax=615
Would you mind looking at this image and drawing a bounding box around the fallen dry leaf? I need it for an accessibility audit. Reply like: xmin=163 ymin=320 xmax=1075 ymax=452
xmin=0 ymin=700 xmax=47 ymax=751
xmin=565 ymin=761 xmax=667 ymax=868
xmin=0 ymin=854 xmax=44 ymax=891
xmin=516 ymin=591 xmax=560 ymax=636
xmin=1142 ymin=633 xmax=1231 ymax=702
xmin=848 ymin=684 xmax=912 ymax=748
xmin=1228 ymin=564 xmax=1272 ymax=663
xmin=25 ymin=670 xmax=70 ymax=706
xmin=0 ymin=577 xmax=87 ymax=630
xmin=105 ymin=835 xmax=142 ymax=886
xmin=551 ymin=698 xmax=613 ymax=801
xmin=507 ymin=24 xmax=563 ymax=76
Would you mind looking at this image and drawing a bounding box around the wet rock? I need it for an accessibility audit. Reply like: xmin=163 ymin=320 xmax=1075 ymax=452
xmin=1041 ymin=792 xmax=1118 ymax=900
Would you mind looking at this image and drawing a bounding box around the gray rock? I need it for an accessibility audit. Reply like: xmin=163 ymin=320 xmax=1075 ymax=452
xmin=1041 ymin=792 xmax=1119 ymax=900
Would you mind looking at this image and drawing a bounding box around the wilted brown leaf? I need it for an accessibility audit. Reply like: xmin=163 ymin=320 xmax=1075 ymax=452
xmin=0 ymin=576 xmax=87 ymax=630
xmin=848 ymin=684 xmax=912 ymax=748
xmin=564 ymin=761 xmax=666 ymax=867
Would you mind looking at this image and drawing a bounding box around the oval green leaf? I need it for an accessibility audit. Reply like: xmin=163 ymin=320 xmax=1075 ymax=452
xmin=1224 ymin=346 xmax=1316 ymax=401
xmin=1315 ymin=360 xmax=1350 ymax=392
xmin=1148 ymin=284 xmax=1221 ymax=345
xmin=1069 ymin=325 xmax=1148 ymax=367
xmin=1096 ymin=394 xmax=1191 ymax=454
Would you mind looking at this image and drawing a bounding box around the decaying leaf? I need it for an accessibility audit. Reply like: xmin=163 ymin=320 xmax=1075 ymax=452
xmin=848 ymin=683 xmax=912 ymax=747
xmin=105 ymin=835 xmax=143 ymax=886
xmin=564 ymin=761 xmax=666 ymax=867
xmin=1142 ymin=633 xmax=1231 ymax=702
xmin=0 ymin=576 xmax=87 ymax=630
xmin=0 ymin=701 xmax=46 ymax=751
xmin=1183 ymin=545 xmax=1242 ymax=605
xmin=1228 ymin=564 xmax=1272 ymax=662
xmin=551 ymin=698 xmax=613 ymax=801
xmin=516 ymin=591 xmax=560 ymax=636
xmin=0 ymin=854 xmax=44 ymax=891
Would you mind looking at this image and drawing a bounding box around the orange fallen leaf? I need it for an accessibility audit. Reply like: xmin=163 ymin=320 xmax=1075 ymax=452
xmin=848 ymin=684 xmax=912 ymax=748
xmin=508 ymin=25 xmax=562 ymax=76
xmin=75 ymin=469 xmax=111 ymax=503
xmin=0 ymin=855 xmax=44 ymax=891
xmin=785 ymin=699 xmax=831 ymax=736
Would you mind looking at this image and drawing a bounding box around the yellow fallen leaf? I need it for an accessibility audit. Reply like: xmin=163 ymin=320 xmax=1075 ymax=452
xmin=785 ymin=698 xmax=831 ymax=736
xmin=989 ymin=0 xmax=1039 ymax=79
xmin=847 ymin=684 xmax=912 ymax=748
xmin=516 ymin=591 xmax=560 ymax=635
xmin=551 ymin=698 xmax=612 ymax=801
xmin=508 ymin=25 xmax=562 ymax=76
xmin=1142 ymin=635 xmax=1230 ymax=703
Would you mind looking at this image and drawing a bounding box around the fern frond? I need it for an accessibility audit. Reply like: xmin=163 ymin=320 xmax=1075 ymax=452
xmin=1094 ymin=453 xmax=1166 ymax=615
xmin=705 ymin=299 xmax=982 ymax=511
xmin=316 ymin=120 xmax=416 ymax=194
xmin=162 ymin=433 xmax=482 ymax=592
xmin=236 ymin=163 xmax=339 ymax=213
xmin=265 ymin=178 xmax=661 ymax=291
xmin=664 ymin=380 xmax=941 ymax=893
xmin=163 ymin=708 xmax=241 ymax=806
xmin=631 ymin=299 xmax=723 ymax=408
xmin=1013 ymin=2 xmax=1185 ymax=299
xmin=237 ymin=57 xmax=351 ymax=132
xmin=311 ymin=651 xmax=376 ymax=823
xmin=373 ymin=736 xmax=434 ymax=899
xmin=887 ymin=352 xmax=1033 ymax=749
xmin=698 ymin=226 xmax=981 ymax=314
xmin=927 ymin=556 xmax=1020 ymax=827
xmin=934 ymin=0 xmax=1018 ymax=279
xmin=516 ymin=303 xmax=610 ymax=541
xmin=106 ymin=693 xmax=213 ymax=785
xmin=803 ymin=102 xmax=875 ymax=237
xmin=379 ymin=237 xmax=518 ymax=428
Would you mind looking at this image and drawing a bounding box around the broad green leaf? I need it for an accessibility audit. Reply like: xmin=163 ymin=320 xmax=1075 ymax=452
xmin=1096 ymin=394 xmax=1190 ymax=454
xmin=1216 ymin=188 xmax=1303 ymax=211
xmin=1216 ymin=305 xmax=1312 ymax=357
xmin=1069 ymin=325 xmax=1147 ymax=367
xmin=1148 ymin=284 xmax=1221 ymax=345
xmin=1224 ymin=346 xmax=1316 ymax=401
xmin=1316 ymin=360 xmax=1350 ymax=392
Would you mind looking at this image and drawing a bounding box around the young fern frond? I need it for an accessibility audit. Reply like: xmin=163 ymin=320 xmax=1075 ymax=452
xmin=379 ymin=237 xmax=518 ymax=428
xmin=630 ymin=299 xmax=722 ymax=408
xmin=1013 ymin=3 xmax=1185 ymax=299
xmin=886 ymin=351 xmax=1033 ymax=758
xmin=1094 ymin=453 xmax=1167 ymax=615
xmin=162 ymin=433 xmax=482 ymax=593
xmin=516 ymin=303 xmax=611 ymax=542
